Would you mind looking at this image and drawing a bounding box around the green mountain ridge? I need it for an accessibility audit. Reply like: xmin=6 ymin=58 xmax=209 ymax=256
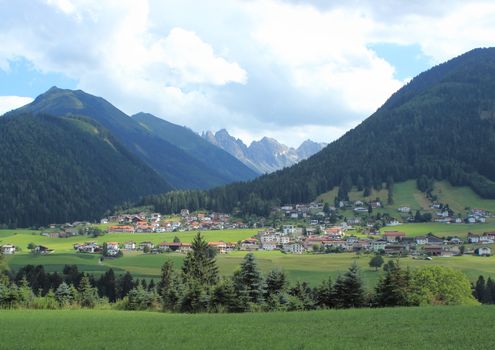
xmin=133 ymin=112 xmax=259 ymax=181
xmin=140 ymin=47 xmax=495 ymax=215
xmin=0 ymin=113 xmax=170 ymax=226
xmin=11 ymin=87 xmax=257 ymax=189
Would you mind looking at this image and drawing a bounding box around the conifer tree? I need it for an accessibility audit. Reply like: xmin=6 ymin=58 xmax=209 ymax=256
xmin=182 ymin=233 xmax=219 ymax=286
xmin=332 ymin=263 xmax=365 ymax=308
xmin=234 ymin=253 xmax=264 ymax=307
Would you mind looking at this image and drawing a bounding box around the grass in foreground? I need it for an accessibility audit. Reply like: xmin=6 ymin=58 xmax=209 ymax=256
xmin=0 ymin=306 xmax=494 ymax=349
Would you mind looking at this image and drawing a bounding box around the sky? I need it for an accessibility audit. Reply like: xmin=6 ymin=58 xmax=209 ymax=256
xmin=0 ymin=0 xmax=494 ymax=147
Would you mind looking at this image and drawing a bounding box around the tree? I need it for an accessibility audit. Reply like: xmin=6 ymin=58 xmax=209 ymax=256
xmin=78 ymin=275 xmax=98 ymax=308
xmin=210 ymin=278 xmax=241 ymax=313
xmin=374 ymin=261 xmax=417 ymax=307
xmin=331 ymin=263 xmax=365 ymax=308
xmin=173 ymin=236 xmax=181 ymax=243
xmin=234 ymin=253 xmax=264 ymax=308
xmin=369 ymin=255 xmax=384 ymax=271
xmin=411 ymin=266 xmax=478 ymax=305
xmin=314 ymin=277 xmax=334 ymax=309
xmin=486 ymin=277 xmax=495 ymax=304
xmin=55 ymin=282 xmax=76 ymax=306
xmin=182 ymin=233 xmax=219 ymax=287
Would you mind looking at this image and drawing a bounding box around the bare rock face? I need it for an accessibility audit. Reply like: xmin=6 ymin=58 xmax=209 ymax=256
xmin=202 ymin=129 xmax=326 ymax=174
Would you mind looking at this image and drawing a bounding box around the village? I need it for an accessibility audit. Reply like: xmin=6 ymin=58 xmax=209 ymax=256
xmin=1 ymin=199 xmax=494 ymax=258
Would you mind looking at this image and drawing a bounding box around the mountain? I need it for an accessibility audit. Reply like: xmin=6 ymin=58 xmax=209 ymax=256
xmin=133 ymin=113 xmax=259 ymax=181
xmin=11 ymin=87 xmax=256 ymax=189
xmin=0 ymin=113 xmax=170 ymax=227
xmin=141 ymin=47 xmax=495 ymax=215
xmin=202 ymin=129 xmax=327 ymax=173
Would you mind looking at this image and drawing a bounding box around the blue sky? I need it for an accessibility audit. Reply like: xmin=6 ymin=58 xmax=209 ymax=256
xmin=1 ymin=0 xmax=494 ymax=147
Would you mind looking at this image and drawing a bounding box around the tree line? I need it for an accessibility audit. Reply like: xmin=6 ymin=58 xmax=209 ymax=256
xmin=0 ymin=234 xmax=478 ymax=312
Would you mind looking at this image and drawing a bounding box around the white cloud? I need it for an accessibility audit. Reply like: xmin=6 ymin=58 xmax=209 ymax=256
xmin=0 ymin=96 xmax=33 ymax=115
xmin=0 ymin=0 xmax=495 ymax=147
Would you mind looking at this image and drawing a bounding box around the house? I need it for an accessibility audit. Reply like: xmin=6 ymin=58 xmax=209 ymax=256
xmin=475 ymin=247 xmax=491 ymax=256
xmin=32 ymin=245 xmax=53 ymax=254
xmin=415 ymin=236 xmax=428 ymax=245
xmin=179 ymin=243 xmax=192 ymax=253
xmin=425 ymin=233 xmax=444 ymax=245
xmin=139 ymin=241 xmax=154 ymax=250
xmin=261 ymin=241 xmax=278 ymax=251
xmin=108 ymin=225 xmax=135 ymax=233
xmin=123 ymin=241 xmax=136 ymax=250
xmin=283 ymin=243 xmax=304 ymax=254
xmin=449 ymin=237 xmax=463 ymax=245
xmin=106 ymin=242 xmax=120 ymax=251
xmin=1 ymin=244 xmax=16 ymax=255
xmin=383 ymin=231 xmax=406 ymax=242
xmin=208 ymin=241 xmax=228 ymax=253
xmin=240 ymin=238 xmax=259 ymax=251
xmin=159 ymin=242 xmax=181 ymax=252
xmin=467 ymin=233 xmax=480 ymax=244
xmin=77 ymin=242 xmax=100 ymax=253
xmin=397 ymin=206 xmax=411 ymax=213
xmin=424 ymin=245 xmax=442 ymax=256
xmin=384 ymin=244 xmax=406 ymax=255
xmin=386 ymin=220 xmax=400 ymax=226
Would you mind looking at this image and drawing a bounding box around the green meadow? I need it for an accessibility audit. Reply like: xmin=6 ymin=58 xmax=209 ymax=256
xmin=5 ymin=248 xmax=495 ymax=287
xmin=317 ymin=179 xmax=495 ymax=215
xmin=379 ymin=222 xmax=495 ymax=237
xmin=3 ymin=224 xmax=495 ymax=286
xmin=0 ymin=306 xmax=494 ymax=350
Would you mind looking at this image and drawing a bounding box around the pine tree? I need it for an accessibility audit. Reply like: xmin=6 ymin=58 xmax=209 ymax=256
xmin=314 ymin=277 xmax=334 ymax=308
xmin=78 ymin=275 xmax=98 ymax=308
xmin=473 ymin=275 xmax=487 ymax=303
xmin=332 ymin=263 xmax=365 ymax=308
xmin=375 ymin=261 xmax=416 ymax=307
xmin=234 ymin=253 xmax=264 ymax=307
xmin=55 ymin=282 xmax=75 ymax=306
xmin=486 ymin=277 xmax=495 ymax=304
xmin=182 ymin=233 xmax=219 ymax=286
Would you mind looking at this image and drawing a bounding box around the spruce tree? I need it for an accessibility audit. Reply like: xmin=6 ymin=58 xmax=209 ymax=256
xmin=182 ymin=233 xmax=219 ymax=286
xmin=332 ymin=263 xmax=365 ymax=308
xmin=234 ymin=253 xmax=264 ymax=307
xmin=486 ymin=277 xmax=495 ymax=304
xmin=473 ymin=275 xmax=487 ymax=303
xmin=78 ymin=275 xmax=98 ymax=308
xmin=375 ymin=261 xmax=416 ymax=307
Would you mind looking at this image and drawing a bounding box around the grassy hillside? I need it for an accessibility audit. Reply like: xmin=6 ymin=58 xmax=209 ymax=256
xmin=0 ymin=306 xmax=494 ymax=349
xmin=318 ymin=179 xmax=495 ymax=215
xmin=433 ymin=180 xmax=495 ymax=213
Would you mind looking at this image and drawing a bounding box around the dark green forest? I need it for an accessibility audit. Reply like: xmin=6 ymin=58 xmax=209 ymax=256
xmin=12 ymin=87 xmax=257 ymax=189
xmin=140 ymin=48 xmax=495 ymax=215
xmin=0 ymin=113 xmax=169 ymax=227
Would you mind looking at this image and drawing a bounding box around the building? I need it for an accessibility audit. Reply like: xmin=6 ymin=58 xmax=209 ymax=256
xmin=383 ymin=231 xmax=406 ymax=242
xmin=1 ymin=244 xmax=16 ymax=255
xmin=283 ymin=243 xmax=304 ymax=254
xmin=475 ymin=247 xmax=492 ymax=256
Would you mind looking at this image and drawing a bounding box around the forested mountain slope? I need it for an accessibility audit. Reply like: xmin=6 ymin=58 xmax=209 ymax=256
xmin=11 ymin=88 xmax=253 ymax=189
xmin=141 ymin=47 xmax=495 ymax=215
xmin=0 ymin=113 xmax=169 ymax=226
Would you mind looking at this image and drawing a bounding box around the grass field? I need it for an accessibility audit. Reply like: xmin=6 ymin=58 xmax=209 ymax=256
xmin=6 ymin=249 xmax=495 ymax=287
xmin=317 ymin=179 xmax=495 ymax=215
xmin=433 ymin=181 xmax=495 ymax=214
xmin=0 ymin=306 xmax=494 ymax=349
xmin=379 ymin=222 xmax=495 ymax=237
xmin=0 ymin=228 xmax=260 ymax=253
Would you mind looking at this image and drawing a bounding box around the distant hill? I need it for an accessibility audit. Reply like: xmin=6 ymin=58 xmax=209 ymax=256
xmin=142 ymin=47 xmax=495 ymax=215
xmin=133 ymin=113 xmax=259 ymax=181
xmin=0 ymin=113 xmax=169 ymax=226
xmin=12 ymin=87 xmax=256 ymax=189
xmin=202 ymin=129 xmax=327 ymax=173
